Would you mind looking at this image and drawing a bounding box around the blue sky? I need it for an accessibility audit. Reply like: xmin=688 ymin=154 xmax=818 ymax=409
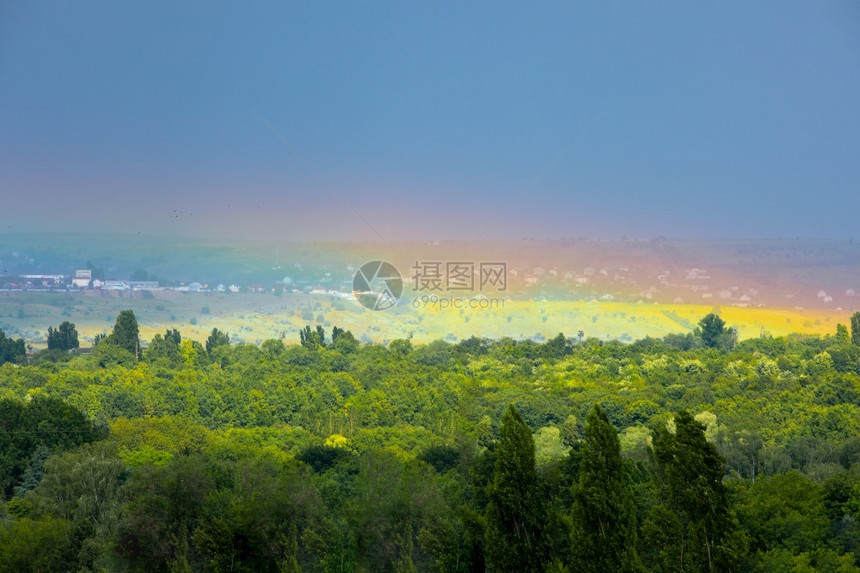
xmin=1 ymin=1 xmax=858 ymax=240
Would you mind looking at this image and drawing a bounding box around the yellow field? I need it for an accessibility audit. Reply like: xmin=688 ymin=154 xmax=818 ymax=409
xmin=0 ymin=291 xmax=848 ymax=348
xmin=329 ymin=300 xmax=846 ymax=343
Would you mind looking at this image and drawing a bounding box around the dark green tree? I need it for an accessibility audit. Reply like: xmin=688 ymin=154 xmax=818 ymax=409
xmin=331 ymin=326 xmax=346 ymax=343
xmin=571 ymin=405 xmax=642 ymax=572
xmin=143 ymin=331 xmax=181 ymax=365
xmin=0 ymin=517 xmax=76 ymax=573
xmin=205 ymin=328 xmax=230 ymax=355
xmin=485 ymin=404 xmax=548 ymax=572
xmin=331 ymin=327 xmax=358 ymax=353
xmin=30 ymin=441 xmax=127 ymax=570
xmin=46 ymin=327 xmax=59 ymax=350
xmin=645 ymin=411 xmax=735 ymax=572
xmin=260 ymin=338 xmax=285 ymax=357
xmin=118 ymin=454 xmax=213 ymax=571
xmin=835 ymin=323 xmax=851 ymax=345
xmin=111 ymin=310 xmax=140 ymax=359
xmin=542 ymin=333 xmax=570 ymax=360
xmin=389 ymin=338 xmax=413 ymax=357
xmin=94 ymin=342 xmax=136 ymax=369
xmin=0 ymin=328 xmax=26 ymax=365
xmin=851 ymin=312 xmax=860 ymax=346
xmin=299 ymin=325 xmax=326 ymax=349
xmin=46 ymin=321 xmax=79 ymax=351
xmin=696 ymin=313 xmax=734 ymax=350
xmin=192 ymin=456 xmax=314 ymax=572
xmin=734 ymin=471 xmax=830 ymax=559
xmin=0 ymin=396 xmax=103 ymax=499
xmin=164 ymin=328 xmax=181 ymax=346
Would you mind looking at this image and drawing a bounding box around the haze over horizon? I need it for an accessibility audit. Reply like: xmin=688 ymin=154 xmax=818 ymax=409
xmin=2 ymin=2 xmax=859 ymax=242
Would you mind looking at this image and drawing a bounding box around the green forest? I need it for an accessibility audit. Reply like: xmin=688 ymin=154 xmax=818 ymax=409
xmin=2 ymin=312 xmax=860 ymax=572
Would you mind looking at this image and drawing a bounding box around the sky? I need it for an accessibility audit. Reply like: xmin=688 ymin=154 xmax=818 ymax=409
xmin=1 ymin=1 xmax=859 ymax=242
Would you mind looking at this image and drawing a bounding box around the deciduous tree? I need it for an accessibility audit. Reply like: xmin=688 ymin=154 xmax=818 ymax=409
xmin=0 ymin=328 xmax=25 ymax=365
xmin=205 ymin=328 xmax=230 ymax=355
xmin=697 ymin=313 xmax=730 ymax=349
xmin=47 ymin=321 xmax=79 ymax=351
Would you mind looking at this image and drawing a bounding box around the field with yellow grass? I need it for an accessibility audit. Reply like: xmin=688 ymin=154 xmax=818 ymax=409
xmin=0 ymin=290 xmax=849 ymax=349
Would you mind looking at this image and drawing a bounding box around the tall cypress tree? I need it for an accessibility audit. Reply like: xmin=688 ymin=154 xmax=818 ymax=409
xmin=645 ymin=411 xmax=734 ymax=572
xmin=112 ymin=310 xmax=140 ymax=359
xmin=485 ymin=404 xmax=547 ymax=572
xmin=571 ymin=405 xmax=641 ymax=572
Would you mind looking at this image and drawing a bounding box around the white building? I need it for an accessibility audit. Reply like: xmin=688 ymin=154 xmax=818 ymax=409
xmin=73 ymin=269 xmax=92 ymax=288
